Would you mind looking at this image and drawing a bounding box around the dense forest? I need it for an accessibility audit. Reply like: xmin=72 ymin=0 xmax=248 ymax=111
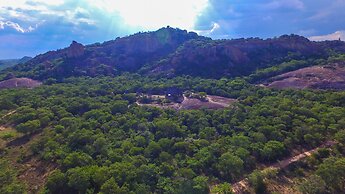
xmin=1 ymin=74 xmax=345 ymax=194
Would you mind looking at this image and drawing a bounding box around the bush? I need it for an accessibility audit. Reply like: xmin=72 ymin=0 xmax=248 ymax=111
xmin=16 ymin=120 xmax=41 ymax=134
xmin=298 ymin=175 xmax=326 ymax=194
xmin=212 ymin=183 xmax=233 ymax=194
xmin=248 ymin=170 xmax=267 ymax=194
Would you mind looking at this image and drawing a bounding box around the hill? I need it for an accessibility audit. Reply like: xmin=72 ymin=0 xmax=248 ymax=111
xmin=3 ymin=27 xmax=207 ymax=80
xmin=146 ymin=35 xmax=345 ymax=78
xmin=0 ymin=56 xmax=32 ymax=70
xmin=2 ymin=28 xmax=345 ymax=81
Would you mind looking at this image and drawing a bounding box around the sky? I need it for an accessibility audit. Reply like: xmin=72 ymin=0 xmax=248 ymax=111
xmin=0 ymin=0 xmax=345 ymax=59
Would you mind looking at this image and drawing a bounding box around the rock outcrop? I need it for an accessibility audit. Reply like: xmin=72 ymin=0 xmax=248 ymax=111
xmin=0 ymin=78 xmax=42 ymax=89
xmin=66 ymin=41 xmax=85 ymax=58
xmin=264 ymin=63 xmax=345 ymax=90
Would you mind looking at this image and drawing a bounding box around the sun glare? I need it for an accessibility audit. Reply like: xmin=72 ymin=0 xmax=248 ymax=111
xmin=91 ymin=0 xmax=209 ymax=30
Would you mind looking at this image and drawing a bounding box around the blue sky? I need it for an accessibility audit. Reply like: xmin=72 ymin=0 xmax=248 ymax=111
xmin=0 ymin=0 xmax=345 ymax=59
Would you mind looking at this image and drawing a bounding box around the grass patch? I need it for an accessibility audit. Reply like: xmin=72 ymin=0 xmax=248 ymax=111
xmin=0 ymin=128 xmax=18 ymax=140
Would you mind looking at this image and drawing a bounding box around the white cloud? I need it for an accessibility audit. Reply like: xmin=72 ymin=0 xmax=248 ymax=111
xmin=0 ymin=0 xmax=64 ymax=9
xmin=30 ymin=0 xmax=64 ymax=6
xmin=0 ymin=21 xmax=35 ymax=33
xmin=309 ymin=31 xmax=345 ymax=41
xmin=196 ymin=22 xmax=220 ymax=36
xmin=0 ymin=0 xmax=210 ymax=33
xmin=88 ymin=0 xmax=209 ymax=30
xmin=0 ymin=0 xmax=98 ymax=34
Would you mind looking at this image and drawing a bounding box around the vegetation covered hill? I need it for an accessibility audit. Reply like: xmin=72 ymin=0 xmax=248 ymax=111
xmin=146 ymin=35 xmax=345 ymax=78
xmin=2 ymin=27 xmax=345 ymax=81
xmin=1 ymin=27 xmax=207 ymax=80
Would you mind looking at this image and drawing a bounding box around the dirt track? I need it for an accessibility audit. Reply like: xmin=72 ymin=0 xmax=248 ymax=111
xmin=1 ymin=110 xmax=16 ymax=119
xmin=0 ymin=110 xmax=16 ymax=131
xmin=231 ymin=141 xmax=336 ymax=194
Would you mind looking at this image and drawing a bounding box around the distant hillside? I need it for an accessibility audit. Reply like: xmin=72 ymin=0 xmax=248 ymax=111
xmin=4 ymin=27 xmax=207 ymax=80
xmin=145 ymin=35 xmax=345 ymax=78
xmin=0 ymin=56 xmax=32 ymax=70
xmin=2 ymin=27 xmax=345 ymax=80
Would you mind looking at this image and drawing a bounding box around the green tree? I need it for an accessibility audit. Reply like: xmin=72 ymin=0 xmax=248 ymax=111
xmin=192 ymin=176 xmax=209 ymax=194
xmin=99 ymin=178 xmax=127 ymax=194
xmin=248 ymin=170 xmax=266 ymax=194
xmin=216 ymin=152 xmax=244 ymax=181
xmin=261 ymin=141 xmax=285 ymax=161
xmin=16 ymin=120 xmax=41 ymax=134
xmin=110 ymin=101 xmax=128 ymax=114
xmin=335 ymin=130 xmax=345 ymax=144
xmin=298 ymin=175 xmax=326 ymax=194
xmin=67 ymin=167 xmax=91 ymax=193
xmin=199 ymin=127 xmax=216 ymax=140
xmin=62 ymin=152 xmax=93 ymax=169
xmin=316 ymin=157 xmax=345 ymax=192
xmin=46 ymin=170 xmax=67 ymax=194
xmin=212 ymin=183 xmax=233 ymax=194
xmin=154 ymin=119 xmax=182 ymax=138
xmin=145 ymin=141 xmax=162 ymax=158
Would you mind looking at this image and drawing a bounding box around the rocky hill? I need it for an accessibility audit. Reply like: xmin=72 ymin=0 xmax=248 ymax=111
xmin=2 ymin=28 xmax=345 ymax=80
xmin=7 ymin=27 xmax=206 ymax=80
xmin=146 ymin=35 xmax=345 ymax=78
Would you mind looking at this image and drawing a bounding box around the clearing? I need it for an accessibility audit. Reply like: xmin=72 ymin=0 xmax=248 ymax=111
xmin=137 ymin=94 xmax=236 ymax=110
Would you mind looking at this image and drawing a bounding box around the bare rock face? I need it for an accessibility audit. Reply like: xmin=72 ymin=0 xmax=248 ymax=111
xmin=0 ymin=78 xmax=42 ymax=89
xmin=66 ymin=41 xmax=85 ymax=58
xmin=265 ymin=63 xmax=345 ymax=90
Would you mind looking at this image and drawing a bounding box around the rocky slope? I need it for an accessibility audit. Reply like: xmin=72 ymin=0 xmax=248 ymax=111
xmin=9 ymin=27 xmax=206 ymax=79
xmin=264 ymin=63 xmax=345 ymax=90
xmin=0 ymin=78 xmax=42 ymax=89
xmin=147 ymin=35 xmax=345 ymax=78
xmin=2 ymin=28 xmax=345 ymax=80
